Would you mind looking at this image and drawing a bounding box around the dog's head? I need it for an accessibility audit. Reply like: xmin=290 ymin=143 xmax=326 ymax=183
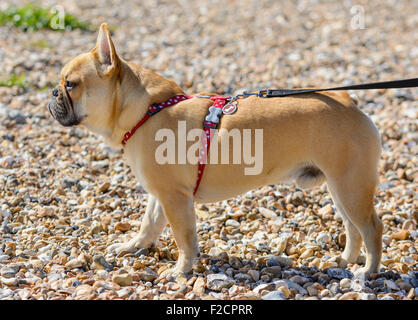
xmin=48 ymin=23 xmax=121 ymax=131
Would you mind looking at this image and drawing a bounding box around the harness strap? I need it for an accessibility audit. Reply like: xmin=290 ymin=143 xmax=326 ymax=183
xmin=121 ymin=94 xmax=193 ymax=145
xmin=193 ymin=96 xmax=230 ymax=195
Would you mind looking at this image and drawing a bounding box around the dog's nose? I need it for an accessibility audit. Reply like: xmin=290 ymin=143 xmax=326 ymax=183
xmin=52 ymin=88 xmax=59 ymax=97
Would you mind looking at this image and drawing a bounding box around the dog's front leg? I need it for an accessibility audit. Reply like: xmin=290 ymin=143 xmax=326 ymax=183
xmin=108 ymin=194 xmax=167 ymax=256
xmin=158 ymin=192 xmax=198 ymax=275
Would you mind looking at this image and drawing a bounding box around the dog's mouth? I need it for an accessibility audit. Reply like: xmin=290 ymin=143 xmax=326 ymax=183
xmin=48 ymin=88 xmax=82 ymax=127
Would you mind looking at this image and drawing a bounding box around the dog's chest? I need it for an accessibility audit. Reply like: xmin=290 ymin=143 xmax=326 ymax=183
xmin=123 ymin=146 xmax=150 ymax=191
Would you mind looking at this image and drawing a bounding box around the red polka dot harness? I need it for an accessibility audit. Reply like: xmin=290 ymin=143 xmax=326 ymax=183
xmin=121 ymin=94 xmax=237 ymax=196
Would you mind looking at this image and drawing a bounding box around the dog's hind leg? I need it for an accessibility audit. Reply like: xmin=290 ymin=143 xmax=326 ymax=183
xmin=327 ymin=185 xmax=363 ymax=265
xmin=326 ymin=167 xmax=383 ymax=278
xmin=108 ymin=194 xmax=167 ymax=256
xmin=316 ymin=111 xmax=383 ymax=277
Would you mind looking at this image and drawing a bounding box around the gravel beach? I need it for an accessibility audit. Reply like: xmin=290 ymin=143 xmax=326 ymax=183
xmin=0 ymin=0 xmax=416 ymax=300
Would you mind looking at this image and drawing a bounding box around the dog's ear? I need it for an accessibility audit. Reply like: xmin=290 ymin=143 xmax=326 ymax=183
xmin=93 ymin=23 xmax=119 ymax=76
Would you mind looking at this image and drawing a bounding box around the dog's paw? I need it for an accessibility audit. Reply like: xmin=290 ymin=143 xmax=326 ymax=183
xmin=159 ymin=267 xmax=187 ymax=281
xmin=336 ymin=255 xmax=348 ymax=268
xmin=353 ymin=267 xmax=371 ymax=280
xmin=107 ymin=241 xmax=138 ymax=257
xmin=159 ymin=260 xmax=195 ymax=281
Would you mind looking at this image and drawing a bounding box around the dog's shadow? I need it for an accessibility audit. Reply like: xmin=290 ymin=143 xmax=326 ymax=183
xmin=192 ymin=252 xmax=413 ymax=297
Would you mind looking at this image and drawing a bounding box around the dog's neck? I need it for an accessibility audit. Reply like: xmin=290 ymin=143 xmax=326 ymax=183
xmin=105 ymin=59 xmax=185 ymax=147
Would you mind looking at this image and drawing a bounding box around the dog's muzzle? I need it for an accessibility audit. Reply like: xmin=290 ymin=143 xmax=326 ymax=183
xmin=48 ymin=87 xmax=80 ymax=127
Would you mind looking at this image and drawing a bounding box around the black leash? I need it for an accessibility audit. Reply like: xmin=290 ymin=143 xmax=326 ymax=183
xmin=240 ymin=77 xmax=418 ymax=98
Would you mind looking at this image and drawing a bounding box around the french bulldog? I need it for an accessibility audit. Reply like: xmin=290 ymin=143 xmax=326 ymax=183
xmin=48 ymin=23 xmax=383 ymax=278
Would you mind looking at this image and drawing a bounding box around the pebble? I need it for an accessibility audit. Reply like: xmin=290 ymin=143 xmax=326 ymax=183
xmin=258 ymin=207 xmax=277 ymax=219
xmin=327 ymin=268 xmax=354 ymax=280
xmin=134 ymin=248 xmax=148 ymax=257
xmin=225 ymin=219 xmax=240 ymax=228
xmin=262 ymin=266 xmax=281 ymax=278
xmin=338 ymin=292 xmax=359 ymax=300
xmin=96 ymin=270 xmax=109 ymax=280
xmin=65 ymin=258 xmax=84 ymax=269
xmin=92 ymin=254 xmax=113 ymax=272
xmin=384 ymin=280 xmax=399 ymax=291
xmin=193 ymin=277 xmax=206 ymax=294
xmin=0 ymin=277 xmax=17 ymax=286
xmin=192 ymin=263 xmax=206 ymax=273
xmin=270 ymin=237 xmax=287 ymax=254
xmin=390 ymin=230 xmax=410 ymax=241
xmin=0 ymin=266 xmax=19 ymax=278
xmin=401 ymin=219 xmax=416 ymax=231
xmin=7 ymin=109 xmax=26 ymax=124
xmin=0 ymin=288 xmax=13 ymax=299
xmin=339 ymin=278 xmax=352 ymax=290
xmin=248 ymin=270 xmax=260 ymax=282
xmin=117 ymin=287 xmax=133 ymax=298
xmin=318 ymin=204 xmax=333 ymax=219
xmin=206 ymin=274 xmax=235 ymax=292
xmin=360 ymin=293 xmax=377 ymax=300
xmin=98 ymin=182 xmax=110 ymax=193
xmin=379 ymin=296 xmax=395 ymax=300
xmin=320 ymin=289 xmax=331 ymax=297
xmin=278 ymin=285 xmax=291 ymax=298
xmin=228 ymin=285 xmax=241 ymax=296
xmin=316 ymin=232 xmax=331 ymax=244
xmin=75 ymin=284 xmax=94 ymax=297
xmin=300 ymin=248 xmax=314 ymax=259
xmin=229 ymin=256 xmax=243 ymax=269
xmin=407 ymin=288 xmax=415 ymax=299
xmin=273 ymin=256 xmax=294 ymax=268
xmin=282 ymin=280 xmax=308 ymax=295
xmin=114 ymin=222 xmax=132 ymax=232
xmin=255 ymin=242 xmax=270 ymax=252
xmin=306 ymin=285 xmax=318 ymax=296
xmin=253 ymin=283 xmax=277 ymax=294
xmin=112 ymin=270 xmax=133 ymax=286
xmin=266 ymin=257 xmax=280 ymax=267
xmin=290 ymin=192 xmax=305 ymax=206
xmin=261 ymin=290 xmax=286 ymax=300
xmin=289 ymin=275 xmax=310 ymax=286
xmin=138 ymin=268 xmax=158 ymax=282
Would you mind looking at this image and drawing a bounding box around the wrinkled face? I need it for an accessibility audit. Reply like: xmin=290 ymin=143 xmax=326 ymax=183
xmin=48 ymin=53 xmax=89 ymax=126
xmin=48 ymin=53 xmax=115 ymax=129
xmin=48 ymin=23 xmax=119 ymax=133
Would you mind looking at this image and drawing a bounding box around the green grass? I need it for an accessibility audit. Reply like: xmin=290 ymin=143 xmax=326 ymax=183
xmin=27 ymin=39 xmax=52 ymax=48
xmin=0 ymin=74 xmax=29 ymax=89
xmin=0 ymin=3 xmax=90 ymax=32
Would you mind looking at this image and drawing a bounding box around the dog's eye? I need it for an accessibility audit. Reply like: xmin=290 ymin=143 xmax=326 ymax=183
xmin=65 ymin=81 xmax=76 ymax=91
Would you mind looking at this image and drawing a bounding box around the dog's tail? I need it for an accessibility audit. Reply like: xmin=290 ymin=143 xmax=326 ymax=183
xmin=295 ymin=164 xmax=326 ymax=189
